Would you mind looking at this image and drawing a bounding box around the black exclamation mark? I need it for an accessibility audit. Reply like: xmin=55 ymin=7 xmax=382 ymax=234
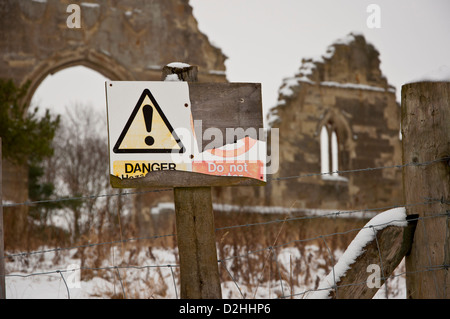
xmin=143 ymin=104 xmax=154 ymax=146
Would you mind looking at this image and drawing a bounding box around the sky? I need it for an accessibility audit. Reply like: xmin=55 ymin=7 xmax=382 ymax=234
xmin=31 ymin=0 xmax=450 ymax=125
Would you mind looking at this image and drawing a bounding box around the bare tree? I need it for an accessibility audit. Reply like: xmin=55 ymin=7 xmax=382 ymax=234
xmin=47 ymin=104 xmax=112 ymax=241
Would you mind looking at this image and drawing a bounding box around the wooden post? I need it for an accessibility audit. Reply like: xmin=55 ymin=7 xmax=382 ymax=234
xmin=307 ymin=212 xmax=417 ymax=299
xmin=401 ymin=81 xmax=450 ymax=299
xmin=330 ymin=222 xmax=417 ymax=299
xmin=0 ymin=138 xmax=5 ymax=299
xmin=164 ymin=64 xmax=222 ymax=299
xmin=107 ymin=65 xmax=263 ymax=298
xmin=174 ymin=187 xmax=221 ymax=298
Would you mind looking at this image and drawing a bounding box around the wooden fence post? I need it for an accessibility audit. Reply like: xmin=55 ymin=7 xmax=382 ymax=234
xmin=163 ymin=64 xmax=222 ymax=299
xmin=107 ymin=64 xmax=263 ymax=299
xmin=401 ymin=81 xmax=450 ymax=299
xmin=306 ymin=209 xmax=417 ymax=299
xmin=0 ymin=137 xmax=5 ymax=299
xmin=174 ymin=187 xmax=221 ymax=299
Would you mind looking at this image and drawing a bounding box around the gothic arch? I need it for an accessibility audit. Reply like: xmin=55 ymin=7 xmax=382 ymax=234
xmin=316 ymin=108 xmax=354 ymax=172
xmin=0 ymin=0 xmax=227 ymax=108
xmin=0 ymin=0 xmax=227 ymax=211
xmin=22 ymin=51 xmax=134 ymax=108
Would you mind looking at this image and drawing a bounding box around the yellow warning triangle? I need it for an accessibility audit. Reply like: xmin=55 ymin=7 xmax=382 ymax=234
xmin=113 ymin=89 xmax=185 ymax=153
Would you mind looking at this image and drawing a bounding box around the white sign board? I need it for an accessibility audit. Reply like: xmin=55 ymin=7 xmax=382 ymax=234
xmin=106 ymin=81 xmax=266 ymax=184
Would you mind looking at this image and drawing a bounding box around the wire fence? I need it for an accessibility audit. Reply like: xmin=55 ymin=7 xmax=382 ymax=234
xmin=1 ymin=157 xmax=449 ymax=299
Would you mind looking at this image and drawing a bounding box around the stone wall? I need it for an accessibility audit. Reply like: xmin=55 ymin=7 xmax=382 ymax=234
xmin=0 ymin=0 xmax=228 ymax=238
xmin=0 ymin=0 xmax=227 ymax=106
xmin=266 ymin=32 xmax=402 ymax=211
xmin=1 ymin=0 xmax=403 ymax=234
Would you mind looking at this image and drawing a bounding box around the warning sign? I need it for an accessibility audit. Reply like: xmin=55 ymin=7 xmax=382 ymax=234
xmin=106 ymin=81 xmax=196 ymax=181
xmin=192 ymin=161 xmax=265 ymax=180
xmin=192 ymin=136 xmax=266 ymax=181
xmin=113 ymin=89 xmax=185 ymax=153
xmin=105 ymin=81 xmax=266 ymax=187
xmin=113 ymin=160 xmax=188 ymax=179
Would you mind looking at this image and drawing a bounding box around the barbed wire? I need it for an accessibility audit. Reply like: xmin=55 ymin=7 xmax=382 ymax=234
xmin=2 ymin=188 xmax=172 ymax=208
xmin=3 ymin=213 xmax=448 ymax=299
xmin=268 ymin=157 xmax=449 ymax=181
xmin=217 ymin=212 xmax=446 ymax=263
xmin=2 ymin=198 xmax=443 ymax=262
xmin=215 ymin=198 xmax=446 ymax=232
xmin=2 ymin=157 xmax=444 ymax=261
xmin=5 ymin=263 xmax=179 ymax=279
xmin=2 ymin=157 xmax=447 ymax=209
xmin=2 ymin=196 xmax=447 ymax=263
xmin=1 ymin=157 xmax=448 ymax=298
xmin=6 ymin=263 xmax=180 ymax=299
xmin=2 ymin=232 xmax=176 ymax=260
xmin=3 ymin=212 xmax=447 ymax=299
xmin=280 ymin=263 xmax=449 ymax=299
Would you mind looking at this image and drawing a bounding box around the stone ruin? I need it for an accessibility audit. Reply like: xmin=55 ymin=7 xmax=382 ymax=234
xmin=264 ymin=32 xmax=402 ymax=210
xmin=0 ymin=0 xmax=402 ymax=235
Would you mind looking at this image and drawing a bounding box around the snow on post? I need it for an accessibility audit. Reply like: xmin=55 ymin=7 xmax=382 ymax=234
xmin=306 ymin=207 xmax=417 ymax=299
xmin=161 ymin=62 xmax=197 ymax=82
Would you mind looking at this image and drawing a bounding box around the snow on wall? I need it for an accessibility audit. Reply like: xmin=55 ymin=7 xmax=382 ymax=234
xmin=267 ymin=32 xmax=394 ymax=127
xmin=333 ymin=31 xmax=365 ymax=45
xmin=150 ymin=201 xmax=378 ymax=219
xmin=81 ymin=2 xmax=100 ymax=8
xmin=305 ymin=207 xmax=407 ymax=299
xmin=268 ymin=77 xmax=395 ymax=127
xmin=277 ymin=32 xmax=365 ymax=97
xmin=320 ymin=81 xmax=396 ymax=93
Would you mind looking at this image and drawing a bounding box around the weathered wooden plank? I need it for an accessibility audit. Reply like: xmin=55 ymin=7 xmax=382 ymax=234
xmin=330 ymin=220 xmax=416 ymax=299
xmin=189 ymin=82 xmax=263 ymax=149
xmin=306 ymin=212 xmax=417 ymax=299
xmin=110 ymin=169 xmax=266 ymax=188
xmin=401 ymin=81 xmax=450 ymax=299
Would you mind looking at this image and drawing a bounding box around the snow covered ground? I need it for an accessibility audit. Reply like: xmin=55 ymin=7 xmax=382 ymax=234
xmin=4 ymin=204 xmax=408 ymax=299
xmin=5 ymin=243 xmax=406 ymax=299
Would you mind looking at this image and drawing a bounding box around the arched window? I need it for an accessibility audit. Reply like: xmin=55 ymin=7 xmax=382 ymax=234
xmin=320 ymin=124 xmax=345 ymax=180
xmin=331 ymin=131 xmax=339 ymax=176
xmin=320 ymin=126 xmax=329 ymax=175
